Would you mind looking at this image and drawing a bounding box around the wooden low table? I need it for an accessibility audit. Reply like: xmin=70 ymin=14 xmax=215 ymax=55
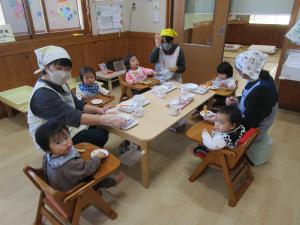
xmin=96 ymin=70 xmax=126 ymax=92
xmin=0 ymin=85 xmax=33 ymax=117
xmin=76 ymin=143 xmax=121 ymax=179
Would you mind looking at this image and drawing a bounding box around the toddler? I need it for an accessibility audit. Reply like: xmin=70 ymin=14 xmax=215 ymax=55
xmin=76 ymin=66 xmax=111 ymax=100
xmin=193 ymin=105 xmax=245 ymax=158
xmin=35 ymin=121 xmax=124 ymax=192
xmin=125 ymin=55 xmax=156 ymax=85
xmin=212 ymin=61 xmax=236 ymax=90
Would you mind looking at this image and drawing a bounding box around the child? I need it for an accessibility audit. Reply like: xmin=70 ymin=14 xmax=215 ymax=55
xmin=193 ymin=105 xmax=246 ymax=158
xmin=124 ymin=55 xmax=156 ymax=85
xmin=76 ymin=66 xmax=111 ymax=100
xmin=212 ymin=61 xmax=236 ymax=90
xmin=35 ymin=121 xmax=124 ymax=192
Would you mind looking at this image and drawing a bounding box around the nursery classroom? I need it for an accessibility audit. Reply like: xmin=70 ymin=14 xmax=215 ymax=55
xmin=0 ymin=0 xmax=300 ymax=225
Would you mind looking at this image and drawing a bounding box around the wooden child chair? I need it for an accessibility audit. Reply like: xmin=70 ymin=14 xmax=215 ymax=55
xmin=119 ymin=74 xmax=134 ymax=102
xmin=186 ymin=121 xmax=259 ymax=207
xmin=23 ymin=143 xmax=121 ymax=225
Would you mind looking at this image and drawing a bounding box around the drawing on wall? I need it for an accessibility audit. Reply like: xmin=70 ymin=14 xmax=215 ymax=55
xmin=56 ymin=0 xmax=77 ymax=21
xmin=8 ymin=0 xmax=25 ymax=19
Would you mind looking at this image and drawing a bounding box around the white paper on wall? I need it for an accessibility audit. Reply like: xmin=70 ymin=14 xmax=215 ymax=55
xmin=152 ymin=2 xmax=160 ymax=23
xmin=95 ymin=2 xmax=123 ymax=33
xmin=279 ymin=50 xmax=300 ymax=82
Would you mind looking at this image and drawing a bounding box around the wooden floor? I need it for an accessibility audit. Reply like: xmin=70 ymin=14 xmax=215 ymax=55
xmin=1 ymin=68 xmax=299 ymax=224
xmin=0 ymin=101 xmax=299 ymax=225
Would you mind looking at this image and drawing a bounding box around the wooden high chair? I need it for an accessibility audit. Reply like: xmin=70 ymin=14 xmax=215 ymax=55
xmin=118 ymin=74 xmax=160 ymax=102
xmin=23 ymin=143 xmax=121 ymax=225
xmin=186 ymin=121 xmax=259 ymax=207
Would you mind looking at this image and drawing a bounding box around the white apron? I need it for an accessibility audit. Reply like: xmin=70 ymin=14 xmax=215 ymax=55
xmin=27 ymin=80 xmax=88 ymax=151
xmin=156 ymin=46 xmax=182 ymax=83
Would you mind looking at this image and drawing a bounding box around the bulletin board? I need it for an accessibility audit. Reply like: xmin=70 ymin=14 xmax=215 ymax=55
xmin=94 ymin=0 xmax=123 ymax=34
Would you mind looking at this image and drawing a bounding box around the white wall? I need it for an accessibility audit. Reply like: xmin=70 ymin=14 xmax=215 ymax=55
xmin=128 ymin=0 xmax=166 ymax=33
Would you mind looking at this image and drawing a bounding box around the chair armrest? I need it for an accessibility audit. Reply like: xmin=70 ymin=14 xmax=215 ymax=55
xmin=63 ymin=180 xmax=97 ymax=204
xmin=220 ymin=149 xmax=236 ymax=157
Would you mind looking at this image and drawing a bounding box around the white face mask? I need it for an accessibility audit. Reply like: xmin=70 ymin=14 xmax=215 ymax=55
xmin=47 ymin=69 xmax=71 ymax=85
xmin=162 ymin=43 xmax=172 ymax=51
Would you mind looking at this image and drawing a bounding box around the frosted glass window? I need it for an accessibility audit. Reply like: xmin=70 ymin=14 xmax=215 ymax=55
xmin=0 ymin=0 xmax=29 ymax=35
xmin=44 ymin=0 xmax=81 ymax=31
xmin=249 ymin=14 xmax=291 ymax=25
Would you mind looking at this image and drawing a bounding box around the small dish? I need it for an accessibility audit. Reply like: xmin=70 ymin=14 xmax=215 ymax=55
xmin=200 ymin=110 xmax=214 ymax=117
xmin=91 ymin=149 xmax=109 ymax=158
xmin=91 ymin=99 xmax=103 ymax=105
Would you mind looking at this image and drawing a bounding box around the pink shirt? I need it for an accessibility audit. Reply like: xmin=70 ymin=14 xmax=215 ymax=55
xmin=126 ymin=67 xmax=154 ymax=84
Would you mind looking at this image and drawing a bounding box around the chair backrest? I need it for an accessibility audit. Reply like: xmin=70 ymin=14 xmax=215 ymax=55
xmin=226 ymin=129 xmax=259 ymax=169
xmin=23 ymin=166 xmax=72 ymax=220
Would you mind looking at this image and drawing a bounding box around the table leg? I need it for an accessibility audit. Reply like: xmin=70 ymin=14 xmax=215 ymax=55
xmin=108 ymin=80 xmax=113 ymax=93
xmin=140 ymin=141 xmax=149 ymax=188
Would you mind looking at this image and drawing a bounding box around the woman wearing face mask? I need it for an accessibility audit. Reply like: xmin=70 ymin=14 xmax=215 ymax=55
xmin=204 ymin=50 xmax=278 ymax=165
xmin=28 ymin=46 xmax=127 ymax=151
xmin=150 ymin=28 xmax=185 ymax=83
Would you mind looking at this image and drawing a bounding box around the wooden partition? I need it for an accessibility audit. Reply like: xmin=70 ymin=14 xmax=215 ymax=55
xmin=225 ymin=23 xmax=288 ymax=48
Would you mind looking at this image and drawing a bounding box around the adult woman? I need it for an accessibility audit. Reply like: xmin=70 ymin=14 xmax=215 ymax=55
xmin=28 ymin=46 xmax=126 ymax=150
xmin=150 ymin=28 xmax=185 ymax=82
xmin=205 ymin=50 xmax=278 ymax=165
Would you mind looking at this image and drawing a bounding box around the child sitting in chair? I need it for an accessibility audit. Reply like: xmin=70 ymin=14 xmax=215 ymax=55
xmin=193 ymin=105 xmax=246 ymax=158
xmin=212 ymin=62 xmax=236 ymax=90
xmin=125 ymin=55 xmax=156 ymax=85
xmin=35 ymin=121 xmax=124 ymax=192
xmin=76 ymin=66 xmax=112 ymax=100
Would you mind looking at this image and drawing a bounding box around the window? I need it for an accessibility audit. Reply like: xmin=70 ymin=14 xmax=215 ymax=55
xmin=0 ymin=0 xmax=86 ymax=38
xmin=249 ymin=14 xmax=290 ymax=25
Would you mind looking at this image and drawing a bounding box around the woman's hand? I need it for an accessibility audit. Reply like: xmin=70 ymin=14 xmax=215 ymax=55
xmin=100 ymin=114 xmax=127 ymax=128
xmin=226 ymin=96 xmax=239 ymax=105
xmin=203 ymin=113 xmax=216 ymax=123
xmin=96 ymin=105 xmax=116 ymax=115
xmin=155 ymin=33 xmax=162 ymax=48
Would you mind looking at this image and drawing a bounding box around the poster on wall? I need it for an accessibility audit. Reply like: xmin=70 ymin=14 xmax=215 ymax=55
xmin=95 ymin=2 xmax=123 ymax=34
xmin=0 ymin=25 xmax=16 ymax=43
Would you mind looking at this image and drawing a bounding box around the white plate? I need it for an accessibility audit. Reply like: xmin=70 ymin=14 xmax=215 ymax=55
xmin=91 ymin=99 xmax=103 ymax=105
xmin=200 ymin=110 xmax=214 ymax=117
xmin=182 ymin=83 xmax=198 ymax=91
xmin=118 ymin=99 xmax=150 ymax=113
xmin=91 ymin=149 xmax=109 ymax=158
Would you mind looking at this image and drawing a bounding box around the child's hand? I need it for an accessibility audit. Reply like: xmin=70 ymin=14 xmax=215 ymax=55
xmin=152 ymin=71 xmax=158 ymax=76
xmin=155 ymin=33 xmax=162 ymax=48
xmin=106 ymin=93 xmax=113 ymax=98
xmin=96 ymin=152 xmax=107 ymax=159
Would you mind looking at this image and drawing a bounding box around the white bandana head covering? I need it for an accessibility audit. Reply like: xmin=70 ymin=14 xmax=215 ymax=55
xmin=34 ymin=46 xmax=71 ymax=74
xmin=235 ymin=50 xmax=268 ymax=80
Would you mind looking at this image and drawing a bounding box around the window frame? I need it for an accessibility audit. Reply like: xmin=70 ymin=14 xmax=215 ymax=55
xmin=2 ymin=0 xmax=92 ymax=41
